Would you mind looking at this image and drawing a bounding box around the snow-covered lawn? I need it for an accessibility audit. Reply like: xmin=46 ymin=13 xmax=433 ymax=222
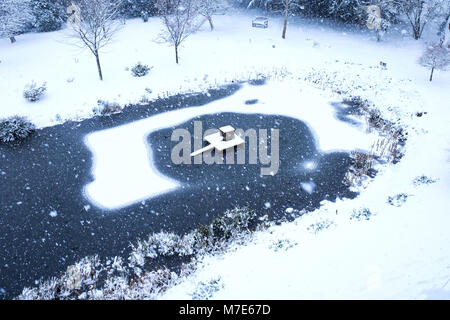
xmin=1 ymin=11 xmax=446 ymax=128
xmin=1 ymin=10 xmax=449 ymax=299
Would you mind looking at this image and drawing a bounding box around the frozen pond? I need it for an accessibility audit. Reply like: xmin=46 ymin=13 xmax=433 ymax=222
xmin=0 ymin=81 xmax=370 ymax=298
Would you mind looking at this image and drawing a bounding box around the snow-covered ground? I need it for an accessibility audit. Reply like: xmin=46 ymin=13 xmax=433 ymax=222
xmin=1 ymin=10 xmax=450 ymax=299
xmin=1 ymin=10 xmax=444 ymax=128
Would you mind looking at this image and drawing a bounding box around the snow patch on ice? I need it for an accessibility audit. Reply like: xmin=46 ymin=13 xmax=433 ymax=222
xmin=300 ymin=181 xmax=316 ymax=194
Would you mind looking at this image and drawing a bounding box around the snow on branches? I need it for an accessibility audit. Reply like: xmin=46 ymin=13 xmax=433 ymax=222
xmin=0 ymin=0 xmax=33 ymax=43
xmin=419 ymin=44 xmax=450 ymax=81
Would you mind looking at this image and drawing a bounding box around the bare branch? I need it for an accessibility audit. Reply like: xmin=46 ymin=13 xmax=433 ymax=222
xmin=68 ymin=0 xmax=123 ymax=80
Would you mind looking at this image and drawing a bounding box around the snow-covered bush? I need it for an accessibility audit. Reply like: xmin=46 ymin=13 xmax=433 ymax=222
xmin=342 ymin=96 xmax=369 ymax=113
xmin=413 ymin=175 xmax=437 ymax=186
xmin=269 ymin=238 xmax=298 ymax=252
xmin=94 ymin=100 xmax=122 ymax=115
xmin=194 ymin=207 xmax=258 ymax=250
xmin=0 ymin=116 xmax=36 ymax=143
xmin=30 ymin=0 xmax=64 ymax=32
xmin=351 ymin=151 xmax=373 ymax=171
xmin=0 ymin=0 xmax=33 ymax=43
xmin=350 ymin=208 xmax=373 ymax=221
xmin=128 ymin=207 xmax=264 ymax=271
xmin=387 ymin=194 xmax=409 ymax=207
xmin=131 ymin=62 xmax=152 ymax=77
xmin=129 ymin=231 xmax=195 ymax=268
xmin=23 ymin=81 xmax=47 ymax=102
xmin=191 ymin=277 xmax=223 ymax=300
xmin=307 ymin=219 xmax=335 ymax=234
xmin=119 ymin=0 xmax=158 ymax=19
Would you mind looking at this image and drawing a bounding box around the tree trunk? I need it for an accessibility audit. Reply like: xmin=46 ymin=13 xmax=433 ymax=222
xmin=429 ymin=67 xmax=434 ymax=82
xmin=9 ymin=37 xmax=16 ymax=43
xmin=175 ymin=45 xmax=179 ymax=64
xmin=282 ymin=0 xmax=289 ymax=39
xmin=95 ymin=52 xmax=103 ymax=81
xmin=413 ymin=27 xmax=420 ymax=40
xmin=412 ymin=22 xmax=423 ymax=40
xmin=208 ymin=16 xmax=214 ymax=31
xmin=438 ymin=12 xmax=450 ymax=45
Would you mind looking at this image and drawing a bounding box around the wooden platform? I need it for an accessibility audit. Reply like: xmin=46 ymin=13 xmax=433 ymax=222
xmin=190 ymin=132 xmax=245 ymax=157
xmin=204 ymin=132 xmax=245 ymax=151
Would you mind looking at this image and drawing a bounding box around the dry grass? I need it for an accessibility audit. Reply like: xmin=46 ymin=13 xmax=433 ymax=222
xmin=343 ymin=96 xmax=406 ymax=187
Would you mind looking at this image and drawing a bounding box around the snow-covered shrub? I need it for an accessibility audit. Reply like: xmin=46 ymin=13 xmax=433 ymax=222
xmin=65 ymin=264 xmax=82 ymax=291
xmin=0 ymin=0 xmax=33 ymax=43
xmin=195 ymin=207 xmax=258 ymax=250
xmin=30 ymin=0 xmax=63 ymax=32
xmin=367 ymin=109 xmax=384 ymax=131
xmin=350 ymin=208 xmax=373 ymax=221
xmin=118 ymin=0 xmax=158 ymax=19
xmin=352 ymin=151 xmax=373 ymax=171
xmin=191 ymin=277 xmax=223 ymax=300
xmin=344 ymin=151 xmax=374 ymax=186
xmin=23 ymin=81 xmax=47 ymax=102
xmin=413 ymin=175 xmax=437 ymax=186
xmin=18 ymin=255 xmax=103 ymax=299
xmin=342 ymin=96 xmax=369 ymax=114
xmin=387 ymin=194 xmax=409 ymax=207
xmin=128 ymin=231 xmax=195 ymax=268
xmin=248 ymin=73 xmax=266 ymax=86
xmin=0 ymin=116 xmax=36 ymax=143
xmin=307 ymin=219 xmax=335 ymax=234
xmin=18 ymin=255 xmax=176 ymax=300
xmin=269 ymin=239 xmax=298 ymax=252
xmin=131 ymin=62 xmax=152 ymax=77
xmin=94 ymin=100 xmax=122 ymax=115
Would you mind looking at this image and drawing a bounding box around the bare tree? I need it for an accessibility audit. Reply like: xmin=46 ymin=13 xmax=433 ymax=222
xmin=156 ymin=0 xmax=203 ymax=64
xmin=396 ymin=0 xmax=438 ymax=40
xmin=197 ymin=0 xmax=228 ymax=31
xmin=69 ymin=0 xmax=122 ymax=81
xmin=418 ymin=44 xmax=450 ymax=81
